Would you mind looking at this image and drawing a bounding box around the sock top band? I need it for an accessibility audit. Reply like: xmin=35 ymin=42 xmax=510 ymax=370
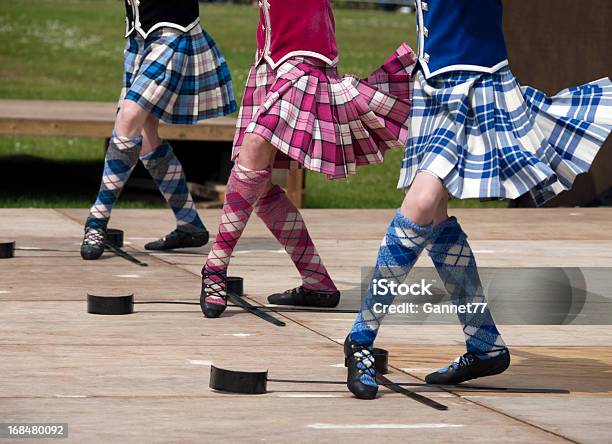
xmin=394 ymin=209 xmax=434 ymax=234
xmin=111 ymin=131 xmax=143 ymax=144
xmin=140 ymin=142 xmax=172 ymax=161
xmin=236 ymin=163 xmax=272 ymax=174
xmin=430 ymin=216 xmax=460 ymax=236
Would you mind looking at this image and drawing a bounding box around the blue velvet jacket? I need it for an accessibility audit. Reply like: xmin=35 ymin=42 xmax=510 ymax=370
xmin=416 ymin=0 xmax=509 ymax=78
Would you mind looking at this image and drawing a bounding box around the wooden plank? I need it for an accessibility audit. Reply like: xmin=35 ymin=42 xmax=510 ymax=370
xmin=0 ymin=116 xmax=237 ymax=141
xmin=286 ymin=169 xmax=305 ymax=208
xmin=0 ymin=99 xmax=237 ymax=141
xmin=0 ymin=99 xmax=307 ymax=206
xmin=0 ymin=100 xmax=118 ymax=121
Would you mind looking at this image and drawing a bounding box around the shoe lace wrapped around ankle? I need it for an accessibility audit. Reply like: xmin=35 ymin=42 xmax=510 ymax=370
xmin=353 ymin=346 xmax=377 ymax=381
xmin=202 ymin=269 xmax=227 ymax=303
xmin=84 ymin=228 xmax=105 ymax=246
xmin=450 ymin=353 xmax=475 ymax=370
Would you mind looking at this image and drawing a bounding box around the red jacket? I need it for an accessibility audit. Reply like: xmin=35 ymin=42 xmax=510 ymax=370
xmin=256 ymin=0 xmax=339 ymax=68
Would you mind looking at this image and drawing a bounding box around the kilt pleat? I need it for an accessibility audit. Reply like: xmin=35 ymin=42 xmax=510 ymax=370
xmin=120 ymin=24 xmax=237 ymax=125
xmin=398 ymin=68 xmax=612 ymax=205
xmin=233 ymin=44 xmax=416 ymax=180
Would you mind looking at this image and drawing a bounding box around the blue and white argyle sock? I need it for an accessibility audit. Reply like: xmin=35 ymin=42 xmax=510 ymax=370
xmin=349 ymin=210 xmax=433 ymax=347
xmin=86 ymin=133 xmax=142 ymax=230
xmin=427 ymin=217 xmax=506 ymax=358
xmin=140 ymin=142 xmax=205 ymax=233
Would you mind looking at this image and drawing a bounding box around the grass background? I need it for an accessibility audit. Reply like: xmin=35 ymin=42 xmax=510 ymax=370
xmin=0 ymin=0 xmax=506 ymax=209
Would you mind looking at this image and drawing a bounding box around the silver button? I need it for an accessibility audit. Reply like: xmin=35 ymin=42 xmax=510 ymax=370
xmin=423 ymin=27 xmax=429 ymax=38
xmin=422 ymin=2 xmax=429 ymax=11
xmin=424 ymin=53 xmax=430 ymax=63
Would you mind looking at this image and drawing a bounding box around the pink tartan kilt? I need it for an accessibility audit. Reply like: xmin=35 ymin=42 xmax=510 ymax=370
xmin=232 ymin=43 xmax=417 ymax=180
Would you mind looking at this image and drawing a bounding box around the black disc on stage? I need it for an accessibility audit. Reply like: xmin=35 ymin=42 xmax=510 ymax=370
xmin=209 ymin=365 xmax=268 ymax=395
xmin=0 ymin=241 xmax=15 ymax=259
xmin=227 ymin=276 xmax=244 ymax=296
xmin=87 ymin=294 xmax=134 ymax=315
xmin=106 ymin=229 xmax=124 ymax=248
xmin=373 ymin=348 xmax=389 ymax=375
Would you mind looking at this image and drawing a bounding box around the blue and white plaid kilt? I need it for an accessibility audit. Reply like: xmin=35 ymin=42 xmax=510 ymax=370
xmin=398 ymin=67 xmax=612 ymax=205
xmin=119 ymin=24 xmax=237 ymax=125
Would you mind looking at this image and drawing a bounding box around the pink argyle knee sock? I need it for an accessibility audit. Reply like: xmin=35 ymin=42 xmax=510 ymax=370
xmin=202 ymin=164 xmax=272 ymax=306
xmin=255 ymin=185 xmax=337 ymax=293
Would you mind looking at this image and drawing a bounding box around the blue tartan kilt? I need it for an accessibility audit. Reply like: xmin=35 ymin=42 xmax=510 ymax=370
xmin=398 ymin=67 xmax=612 ymax=206
xmin=119 ymin=23 xmax=237 ymax=125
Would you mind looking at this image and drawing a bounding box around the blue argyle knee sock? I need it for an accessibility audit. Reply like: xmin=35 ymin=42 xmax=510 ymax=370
xmin=86 ymin=133 xmax=142 ymax=230
xmin=140 ymin=143 xmax=205 ymax=233
xmin=427 ymin=217 xmax=506 ymax=358
xmin=349 ymin=210 xmax=433 ymax=347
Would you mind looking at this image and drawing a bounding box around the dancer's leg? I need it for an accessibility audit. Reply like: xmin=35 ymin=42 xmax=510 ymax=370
xmin=81 ymin=100 xmax=148 ymax=259
xmin=140 ymin=114 xmax=163 ymax=155
xmin=346 ymin=173 xmax=446 ymax=398
xmin=139 ymin=115 xmax=209 ymax=248
xmin=424 ymin=198 xmax=509 ymax=384
xmin=200 ymin=134 xmax=275 ymax=318
xmin=349 ymin=172 xmax=445 ymax=345
xmin=255 ymin=185 xmax=339 ymax=306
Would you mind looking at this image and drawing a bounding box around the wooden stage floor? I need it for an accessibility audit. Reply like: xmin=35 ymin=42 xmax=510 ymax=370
xmin=1 ymin=208 xmax=611 ymax=443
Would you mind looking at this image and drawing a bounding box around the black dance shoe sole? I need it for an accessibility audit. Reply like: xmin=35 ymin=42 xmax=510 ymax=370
xmin=268 ymin=287 xmax=340 ymax=308
xmin=425 ymin=350 xmax=511 ymax=385
xmin=80 ymin=245 xmax=105 ymax=260
xmin=145 ymin=230 xmax=209 ymax=251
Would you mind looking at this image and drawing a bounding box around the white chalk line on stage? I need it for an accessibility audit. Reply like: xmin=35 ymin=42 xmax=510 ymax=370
xmin=308 ymin=423 xmax=464 ymax=430
xmin=233 ymin=249 xmax=286 ymax=255
xmin=149 ymin=253 xmax=187 ymax=256
xmin=277 ymin=394 xmax=342 ymax=398
xmin=114 ymin=274 xmax=141 ymax=278
xmin=73 ymin=242 xmax=132 ymax=246
xmin=188 ymin=360 xmax=213 ymax=366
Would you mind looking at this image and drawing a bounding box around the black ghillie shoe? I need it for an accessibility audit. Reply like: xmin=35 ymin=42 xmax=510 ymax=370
xmin=344 ymin=336 xmax=378 ymax=400
xmin=267 ymin=286 xmax=340 ymax=308
xmin=425 ymin=349 xmax=511 ymax=385
xmin=145 ymin=228 xmax=209 ymax=251
xmin=81 ymin=227 xmax=106 ymax=260
xmin=200 ymin=270 xmax=227 ymax=319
